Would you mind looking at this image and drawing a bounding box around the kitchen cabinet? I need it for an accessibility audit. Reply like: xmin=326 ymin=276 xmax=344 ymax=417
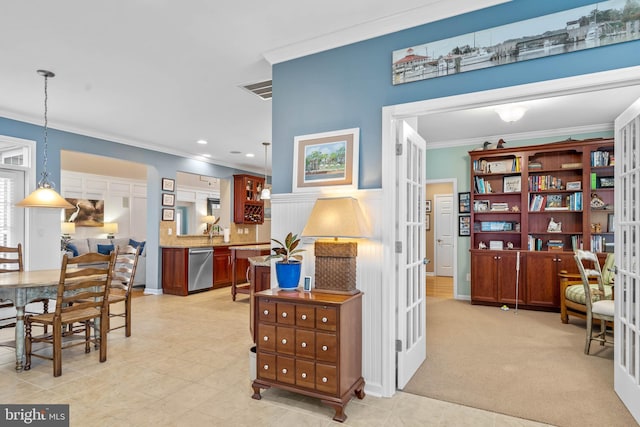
xmin=233 ymin=174 xmax=265 ymax=224
xmin=213 ymin=246 xmax=232 ymax=288
xmin=230 ymin=245 xmax=271 ymax=301
xmin=251 ymin=289 xmax=365 ymax=422
xmin=161 ymin=248 xmax=189 ymax=296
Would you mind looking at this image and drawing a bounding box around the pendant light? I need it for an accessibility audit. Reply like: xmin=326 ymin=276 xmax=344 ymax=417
xmin=16 ymin=70 xmax=73 ymax=209
xmin=260 ymin=141 xmax=271 ymax=200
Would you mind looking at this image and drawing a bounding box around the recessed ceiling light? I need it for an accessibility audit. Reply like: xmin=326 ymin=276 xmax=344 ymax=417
xmin=197 ymin=139 xmax=208 ymax=145
xmin=202 ymin=154 xmax=211 ymax=158
xmin=246 ymin=153 xmax=255 ymax=158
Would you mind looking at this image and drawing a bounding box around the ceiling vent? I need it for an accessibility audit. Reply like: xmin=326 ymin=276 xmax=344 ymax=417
xmin=242 ymin=80 xmax=272 ymax=100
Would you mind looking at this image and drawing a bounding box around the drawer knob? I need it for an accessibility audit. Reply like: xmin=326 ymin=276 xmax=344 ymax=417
xmin=282 ymin=312 xmax=288 ymax=318
xmin=301 ymin=342 xmax=307 ymax=348
xmin=322 ymin=377 xmax=328 ymax=383
xmin=282 ymin=368 xmax=288 ymax=374
xmin=301 ymin=314 xmax=307 ymax=320
xmin=281 ymin=338 xmax=287 ymax=345
xmin=263 ymin=309 xmax=269 ymax=315
xmin=301 ymin=373 xmax=307 ymax=379
xmin=322 ymin=317 xmax=328 ymax=323
xmin=263 ymin=336 xmax=269 ymax=342
xmin=263 ymin=364 xmax=269 ymax=370
xmin=322 ymin=345 xmax=328 ymax=351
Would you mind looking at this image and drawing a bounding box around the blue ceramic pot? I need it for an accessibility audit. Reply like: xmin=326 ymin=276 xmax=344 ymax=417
xmin=275 ymin=261 xmax=301 ymax=290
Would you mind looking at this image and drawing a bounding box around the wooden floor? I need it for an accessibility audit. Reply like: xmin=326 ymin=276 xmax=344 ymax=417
xmin=426 ymin=275 xmax=453 ymax=298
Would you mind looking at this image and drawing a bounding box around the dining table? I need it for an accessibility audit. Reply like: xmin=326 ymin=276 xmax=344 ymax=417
xmin=0 ymin=268 xmax=65 ymax=371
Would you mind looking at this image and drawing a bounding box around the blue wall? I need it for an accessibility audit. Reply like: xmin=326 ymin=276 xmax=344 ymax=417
xmin=272 ymin=0 xmax=640 ymax=192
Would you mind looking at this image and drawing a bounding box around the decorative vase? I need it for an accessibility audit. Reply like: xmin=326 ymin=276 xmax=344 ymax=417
xmin=275 ymin=261 xmax=301 ymax=290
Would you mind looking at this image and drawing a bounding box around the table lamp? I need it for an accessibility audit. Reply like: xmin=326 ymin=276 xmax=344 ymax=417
xmin=61 ymin=222 xmax=76 ymax=252
xmin=104 ymin=222 xmax=118 ymax=240
xmin=301 ymin=197 xmax=370 ymax=294
xmin=203 ymin=215 xmax=218 ymax=238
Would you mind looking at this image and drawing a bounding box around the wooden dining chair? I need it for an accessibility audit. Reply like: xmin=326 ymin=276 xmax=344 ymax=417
xmin=0 ymin=244 xmax=50 ymax=330
xmin=107 ymin=245 xmax=141 ymax=336
xmin=24 ymin=251 xmax=116 ymax=377
xmin=574 ymin=249 xmax=615 ymax=355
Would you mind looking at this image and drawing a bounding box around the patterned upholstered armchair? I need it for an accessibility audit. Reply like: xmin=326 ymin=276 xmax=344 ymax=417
xmin=559 ymin=252 xmax=614 ymax=324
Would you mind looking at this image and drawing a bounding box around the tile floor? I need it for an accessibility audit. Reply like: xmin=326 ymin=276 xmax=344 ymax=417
xmin=0 ymin=288 xmax=553 ymax=426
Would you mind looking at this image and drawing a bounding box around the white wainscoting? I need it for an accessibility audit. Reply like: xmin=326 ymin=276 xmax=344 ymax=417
xmin=271 ymin=189 xmax=387 ymax=397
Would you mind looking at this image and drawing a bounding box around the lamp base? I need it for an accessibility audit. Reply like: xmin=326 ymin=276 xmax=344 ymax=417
xmin=313 ymin=240 xmax=358 ymax=294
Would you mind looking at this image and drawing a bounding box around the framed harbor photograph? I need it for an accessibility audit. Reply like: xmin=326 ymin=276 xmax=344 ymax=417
xmin=292 ymin=128 xmax=359 ymax=192
xmin=459 ymin=215 xmax=471 ymax=236
xmin=392 ymin=1 xmax=634 ymax=85
xmin=459 ymin=192 xmax=471 ymax=213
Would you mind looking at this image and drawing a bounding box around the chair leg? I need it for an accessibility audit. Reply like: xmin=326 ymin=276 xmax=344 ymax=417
xmin=585 ymin=314 xmax=593 ymax=355
xmin=125 ymin=297 xmax=132 ymax=337
xmin=24 ymin=320 xmax=32 ymax=371
xmin=99 ymin=312 xmax=107 ymax=363
xmin=53 ymin=321 xmax=62 ymax=377
xmin=599 ymin=320 xmax=607 ymax=346
xmin=85 ymin=320 xmax=91 ymax=353
xmin=42 ymin=300 xmax=49 ymax=334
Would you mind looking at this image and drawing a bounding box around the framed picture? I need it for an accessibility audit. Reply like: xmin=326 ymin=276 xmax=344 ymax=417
xmin=425 ymin=200 xmax=432 ymax=213
xmin=503 ymin=175 xmax=521 ymax=193
xmin=459 ymin=215 xmax=471 ymax=236
xmin=63 ymin=198 xmax=105 ymax=227
xmin=162 ymin=178 xmax=175 ymax=192
xmin=162 ymin=193 xmax=175 ymax=207
xmin=458 ymin=192 xmax=471 ymax=213
xmin=162 ymin=208 xmax=175 ymax=221
xmin=566 ymin=181 xmax=581 ymax=190
xmin=474 ymin=200 xmax=490 ymax=212
xmin=292 ymin=128 xmax=359 ymax=192
xmin=599 ymin=177 xmax=615 ymax=188
xmin=425 ymin=214 xmax=431 ymax=231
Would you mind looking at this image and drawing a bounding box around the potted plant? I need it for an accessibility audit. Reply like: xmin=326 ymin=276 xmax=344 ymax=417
xmin=269 ymin=232 xmax=305 ymax=290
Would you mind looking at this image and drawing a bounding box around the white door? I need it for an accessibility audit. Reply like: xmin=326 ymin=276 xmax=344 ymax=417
xmin=614 ymin=96 xmax=640 ymax=425
xmin=396 ymin=120 xmax=427 ymax=389
xmin=434 ymin=194 xmax=454 ymax=277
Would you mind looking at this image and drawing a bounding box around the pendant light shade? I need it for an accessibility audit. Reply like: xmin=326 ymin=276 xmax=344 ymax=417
xmin=16 ymin=70 xmax=73 ymax=209
xmin=260 ymin=141 xmax=271 ymax=200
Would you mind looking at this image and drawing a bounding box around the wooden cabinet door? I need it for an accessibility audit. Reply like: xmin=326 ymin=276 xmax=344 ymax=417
xmin=496 ymin=252 xmax=525 ymax=305
xmin=526 ymin=252 xmax=560 ymax=308
xmin=213 ymin=247 xmax=232 ymax=287
xmin=471 ymin=251 xmax=499 ymax=303
xmin=161 ymin=248 xmax=188 ymax=296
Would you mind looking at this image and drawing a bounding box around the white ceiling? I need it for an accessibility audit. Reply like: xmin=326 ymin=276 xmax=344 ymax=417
xmin=2 ymin=1 xmax=639 ymax=175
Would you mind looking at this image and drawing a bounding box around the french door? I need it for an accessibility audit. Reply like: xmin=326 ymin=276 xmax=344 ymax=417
xmin=0 ymin=168 xmax=26 ymax=247
xmin=614 ymin=96 xmax=640 ymax=424
xmin=396 ymin=120 xmax=427 ymax=389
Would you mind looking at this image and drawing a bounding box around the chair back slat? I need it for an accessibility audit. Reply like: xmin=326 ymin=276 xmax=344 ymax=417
xmin=574 ymin=249 xmax=607 ymax=312
xmin=0 ymin=243 xmax=23 ymax=273
xmin=55 ymin=251 xmax=116 ymax=317
xmin=111 ymin=245 xmax=141 ymax=294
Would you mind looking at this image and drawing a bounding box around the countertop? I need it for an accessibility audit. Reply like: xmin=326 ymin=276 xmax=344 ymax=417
xmin=229 ymin=244 xmax=271 ymax=251
xmin=161 ymin=242 xmax=269 ymax=249
xmin=248 ymin=255 xmax=270 ymax=267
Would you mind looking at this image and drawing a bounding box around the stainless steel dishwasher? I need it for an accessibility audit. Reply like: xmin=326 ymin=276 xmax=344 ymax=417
xmin=188 ymin=248 xmax=214 ymax=292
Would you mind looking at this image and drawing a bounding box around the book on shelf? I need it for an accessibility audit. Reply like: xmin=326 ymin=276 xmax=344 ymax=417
xmin=529 ymin=194 xmax=545 ymax=212
xmin=561 ymin=162 xmax=582 ymax=169
xmin=591 ymin=151 xmax=610 ymax=167
xmin=571 ymin=235 xmax=583 ymax=251
xmin=490 ymin=202 xmax=509 ymax=211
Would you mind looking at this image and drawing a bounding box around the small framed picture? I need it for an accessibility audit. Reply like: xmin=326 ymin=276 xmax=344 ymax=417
xmin=162 ymin=193 xmax=175 ymax=207
xmin=425 ymin=214 xmax=431 ymax=231
xmin=599 ymin=177 xmax=614 ymax=188
xmin=459 ymin=215 xmax=471 ymax=236
xmin=162 ymin=178 xmax=175 ymax=192
xmin=503 ymin=175 xmax=521 ymax=193
xmin=474 ymin=200 xmax=490 ymax=212
xmin=303 ymin=276 xmax=312 ymax=292
xmin=566 ymin=181 xmax=581 ymax=190
xmin=458 ymin=192 xmax=471 ymax=213
xmin=425 ymin=200 xmax=432 ymax=213
xmin=162 ymin=208 xmax=175 ymax=221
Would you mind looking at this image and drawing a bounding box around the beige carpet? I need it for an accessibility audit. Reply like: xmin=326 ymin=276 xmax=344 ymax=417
xmin=403 ymin=297 xmax=638 ymax=427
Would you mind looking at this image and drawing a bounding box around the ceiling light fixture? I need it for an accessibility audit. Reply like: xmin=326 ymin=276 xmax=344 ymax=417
xmin=495 ymin=104 xmax=527 ymax=123
xmin=246 ymin=153 xmax=255 ymax=158
xmin=197 ymin=139 xmax=208 ymax=145
xmin=16 ymin=70 xmax=73 ymax=209
xmin=260 ymin=142 xmax=271 ymax=200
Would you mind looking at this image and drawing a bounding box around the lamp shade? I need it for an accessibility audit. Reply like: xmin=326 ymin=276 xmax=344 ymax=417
xmin=61 ymin=222 xmax=76 ymax=235
xmin=16 ymin=187 xmax=74 ymax=209
xmin=103 ymin=223 xmax=118 ymax=234
xmin=301 ymin=197 xmax=371 ymax=238
xmin=203 ymin=215 xmax=216 ymax=224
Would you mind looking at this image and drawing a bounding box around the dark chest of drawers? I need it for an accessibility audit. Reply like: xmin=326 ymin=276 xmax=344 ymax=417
xmin=251 ymin=289 xmax=365 ymax=422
